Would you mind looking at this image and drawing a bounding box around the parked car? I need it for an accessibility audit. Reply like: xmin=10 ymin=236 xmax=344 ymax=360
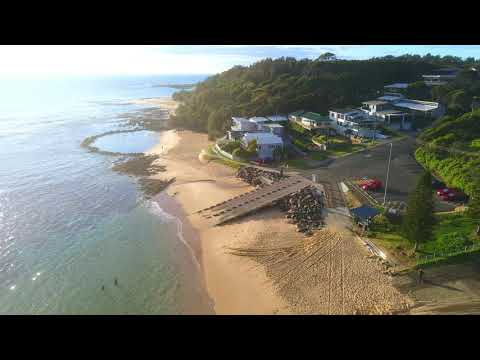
xmin=436 ymin=188 xmax=467 ymax=202
xmin=361 ymin=179 xmax=382 ymax=191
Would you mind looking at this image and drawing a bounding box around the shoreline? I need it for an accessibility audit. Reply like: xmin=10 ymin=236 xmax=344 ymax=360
xmin=148 ymin=130 xmax=293 ymax=314
xmin=139 ymin=97 xmax=413 ymax=314
xmin=147 ymin=129 xmax=414 ymax=314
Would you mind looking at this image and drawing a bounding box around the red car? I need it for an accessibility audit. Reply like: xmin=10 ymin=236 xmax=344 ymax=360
xmin=437 ymin=188 xmax=465 ymax=202
xmin=361 ymin=179 xmax=382 ymax=191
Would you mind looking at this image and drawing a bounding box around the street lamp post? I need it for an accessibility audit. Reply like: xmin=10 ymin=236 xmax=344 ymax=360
xmin=383 ymin=142 xmax=393 ymax=206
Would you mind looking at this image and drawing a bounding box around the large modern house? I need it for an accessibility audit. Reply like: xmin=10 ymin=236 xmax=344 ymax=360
xmin=228 ymin=116 xmax=285 ymax=141
xmin=226 ymin=115 xmax=285 ymax=160
xmin=328 ymin=109 xmax=379 ymax=138
xmin=362 ymin=92 xmax=444 ymax=129
xmin=241 ymin=132 xmax=283 ymax=161
xmin=422 ymin=67 xmax=461 ymax=86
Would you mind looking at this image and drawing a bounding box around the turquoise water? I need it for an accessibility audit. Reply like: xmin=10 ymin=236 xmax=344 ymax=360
xmin=0 ymin=74 xmax=213 ymax=314
xmin=93 ymin=131 xmax=159 ymax=154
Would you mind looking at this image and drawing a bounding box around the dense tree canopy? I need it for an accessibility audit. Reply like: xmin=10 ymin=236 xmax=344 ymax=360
xmin=171 ymin=54 xmax=472 ymax=138
xmin=416 ymin=109 xmax=480 ymax=196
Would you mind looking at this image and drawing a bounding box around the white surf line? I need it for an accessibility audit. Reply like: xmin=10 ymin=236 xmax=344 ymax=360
xmin=148 ymin=201 xmax=201 ymax=271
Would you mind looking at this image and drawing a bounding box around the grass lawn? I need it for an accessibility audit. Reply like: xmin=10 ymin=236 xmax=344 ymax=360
xmin=285 ymin=158 xmax=315 ymax=170
xmin=366 ymin=212 xmax=479 ymax=267
xmin=309 ymin=152 xmax=328 ymax=161
xmin=206 ymin=145 xmax=244 ymax=169
xmin=325 ymin=142 xmax=366 ymax=157
xmin=366 ymin=215 xmax=413 ymax=264
xmin=418 ymin=213 xmax=479 ymax=255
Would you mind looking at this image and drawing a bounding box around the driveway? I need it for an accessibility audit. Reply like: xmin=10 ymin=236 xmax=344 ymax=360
xmin=296 ymin=136 xmax=456 ymax=211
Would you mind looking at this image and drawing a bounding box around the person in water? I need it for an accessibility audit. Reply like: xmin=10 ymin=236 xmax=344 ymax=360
xmin=114 ymin=278 xmax=118 ymax=286
xmin=101 ymin=285 xmax=105 ymax=291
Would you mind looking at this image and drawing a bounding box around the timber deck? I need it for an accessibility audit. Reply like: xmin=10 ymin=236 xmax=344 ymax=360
xmin=197 ymin=175 xmax=313 ymax=225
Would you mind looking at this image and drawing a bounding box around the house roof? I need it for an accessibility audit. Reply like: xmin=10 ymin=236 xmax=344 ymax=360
xmin=330 ymin=108 xmax=360 ymax=115
xmin=266 ymin=115 xmax=288 ymax=121
xmin=350 ymin=205 xmax=380 ymax=222
xmin=232 ymin=117 xmax=249 ymax=122
xmin=377 ymin=95 xmax=404 ymax=102
xmin=394 ymin=100 xmax=438 ymax=112
xmin=384 ymin=83 xmax=410 ymax=89
xmin=242 ymin=132 xmax=283 ymax=145
xmin=289 ymin=110 xmax=305 ymax=117
xmin=249 ymin=116 xmax=269 ymax=123
xmin=374 ymin=109 xmax=408 ymax=116
xmin=362 ymin=100 xmax=389 ymax=106
xmin=264 ymin=123 xmax=284 ymax=128
xmin=301 ymin=112 xmax=332 ymax=123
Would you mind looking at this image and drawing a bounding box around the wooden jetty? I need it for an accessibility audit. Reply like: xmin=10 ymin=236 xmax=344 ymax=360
xmin=197 ymin=175 xmax=314 ymax=225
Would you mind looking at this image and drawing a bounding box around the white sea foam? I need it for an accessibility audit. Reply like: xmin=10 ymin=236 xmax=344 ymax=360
xmin=147 ymin=200 xmax=201 ymax=271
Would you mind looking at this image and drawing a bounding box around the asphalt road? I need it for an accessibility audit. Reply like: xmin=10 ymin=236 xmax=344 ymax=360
xmin=296 ymin=136 xmax=455 ymax=211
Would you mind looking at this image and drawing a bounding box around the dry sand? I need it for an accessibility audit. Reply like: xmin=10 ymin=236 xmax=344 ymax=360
xmin=149 ymin=130 xmax=292 ymax=314
xmin=148 ymin=130 xmax=413 ymax=314
xmin=130 ymin=97 xmax=179 ymax=112
xmin=146 ymin=129 xmax=180 ymax=156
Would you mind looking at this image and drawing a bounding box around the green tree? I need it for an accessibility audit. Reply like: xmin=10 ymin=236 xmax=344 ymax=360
xmin=402 ymin=171 xmax=435 ymax=252
xmin=207 ymin=107 xmax=229 ymax=140
xmin=467 ymin=180 xmax=480 ymax=224
xmin=406 ymin=81 xmax=431 ymax=100
xmin=446 ymin=89 xmax=471 ymax=116
xmin=246 ymin=139 xmax=258 ymax=155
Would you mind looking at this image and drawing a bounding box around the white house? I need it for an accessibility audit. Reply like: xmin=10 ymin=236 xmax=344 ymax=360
xmin=231 ymin=117 xmax=258 ymax=132
xmin=263 ymin=123 xmax=285 ymax=136
xmin=241 ymin=132 xmax=283 ymax=160
xmin=367 ymin=93 xmax=444 ymax=119
xmin=360 ymin=100 xmax=392 ymax=116
xmin=329 ymin=109 xmax=379 ymax=138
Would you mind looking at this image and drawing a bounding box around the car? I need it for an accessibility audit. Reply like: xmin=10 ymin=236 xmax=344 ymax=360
xmin=436 ymin=188 xmax=467 ymax=202
xmin=361 ymin=179 xmax=382 ymax=191
xmin=436 ymin=188 xmax=451 ymax=197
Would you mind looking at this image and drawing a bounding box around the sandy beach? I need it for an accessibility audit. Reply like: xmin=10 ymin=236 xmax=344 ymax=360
xmin=130 ymin=97 xmax=179 ymax=113
xmin=138 ymin=95 xmax=413 ymax=314
xmin=150 ymin=130 xmax=292 ymax=314
xmin=147 ymin=129 xmax=413 ymax=314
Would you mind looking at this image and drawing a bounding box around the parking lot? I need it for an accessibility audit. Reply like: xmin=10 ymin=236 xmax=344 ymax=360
xmin=307 ymin=136 xmax=457 ymax=212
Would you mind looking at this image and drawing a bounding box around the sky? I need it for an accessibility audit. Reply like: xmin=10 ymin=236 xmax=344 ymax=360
xmin=0 ymin=45 xmax=479 ymax=77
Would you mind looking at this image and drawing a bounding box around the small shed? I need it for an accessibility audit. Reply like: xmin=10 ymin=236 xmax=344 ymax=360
xmin=350 ymin=205 xmax=380 ymax=228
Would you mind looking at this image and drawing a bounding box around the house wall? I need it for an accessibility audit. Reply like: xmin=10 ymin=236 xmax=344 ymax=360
xmin=257 ymin=143 xmax=282 ymax=160
xmin=268 ymin=126 xmax=284 ymax=136
xmin=232 ymin=119 xmax=258 ymax=132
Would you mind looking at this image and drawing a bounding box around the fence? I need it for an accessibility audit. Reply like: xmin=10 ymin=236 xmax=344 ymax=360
xmin=417 ymin=243 xmax=480 ymax=263
xmin=343 ymin=179 xmax=380 ymax=207
xmin=215 ymin=143 xmax=240 ymax=161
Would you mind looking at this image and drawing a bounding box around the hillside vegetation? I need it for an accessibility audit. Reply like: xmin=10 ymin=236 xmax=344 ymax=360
xmin=170 ymin=55 xmax=452 ymax=139
xmin=415 ymin=109 xmax=480 ymax=195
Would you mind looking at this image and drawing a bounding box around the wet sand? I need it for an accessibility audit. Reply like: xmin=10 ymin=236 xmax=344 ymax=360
xmin=149 ymin=130 xmax=293 ymax=314
xmin=147 ymin=129 xmax=413 ymax=314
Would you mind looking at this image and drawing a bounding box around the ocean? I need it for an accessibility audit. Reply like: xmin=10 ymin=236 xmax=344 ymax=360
xmin=0 ymin=74 xmax=214 ymax=314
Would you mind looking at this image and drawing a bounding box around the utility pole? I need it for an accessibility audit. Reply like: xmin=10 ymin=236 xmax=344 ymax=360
xmin=383 ymin=142 xmax=393 ymax=206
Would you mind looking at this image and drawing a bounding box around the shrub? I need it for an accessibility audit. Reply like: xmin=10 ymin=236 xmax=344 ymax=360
xmin=219 ymin=140 xmax=241 ymax=154
xmin=232 ymin=147 xmax=252 ymax=159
